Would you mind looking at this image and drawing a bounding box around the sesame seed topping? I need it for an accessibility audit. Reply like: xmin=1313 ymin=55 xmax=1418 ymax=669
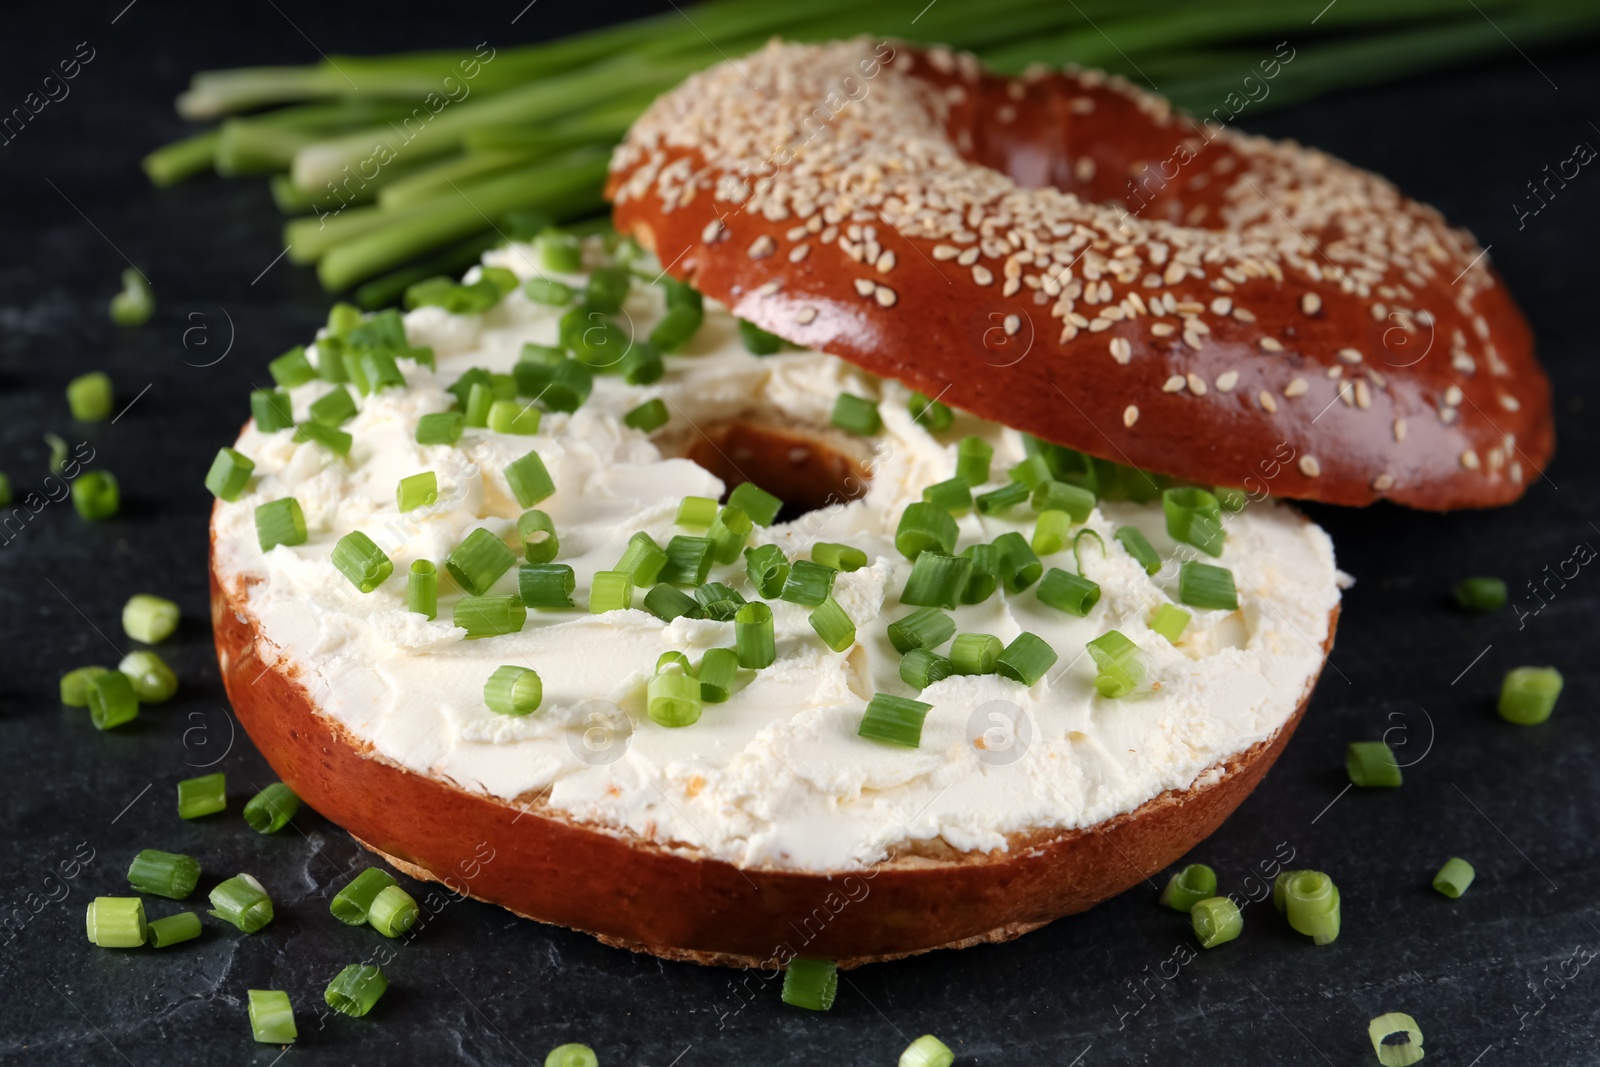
xmin=1186 ymin=373 xmax=1207 ymax=395
xmin=1301 ymin=292 xmax=1322 ymax=316
xmin=1123 ymin=404 xmax=1139 ymax=427
xmin=747 ymin=235 xmax=776 ymax=259
xmin=876 ymin=250 xmax=897 ymax=273
xmin=1372 ymin=472 xmax=1394 ymax=491
xmin=1162 ymin=375 xmax=1186 ymax=393
xmin=1284 ymin=378 xmax=1309 ymax=398
xmin=1461 ymin=449 xmax=1480 ymax=469
xmin=756 ymin=281 xmax=781 ymax=297
xmin=788 ymin=243 xmax=810 ymax=262
xmin=1299 ymin=456 xmax=1321 ymax=478
xmin=853 ymin=278 xmax=876 ymax=298
xmin=874 ymin=285 xmax=898 ymax=308
xmin=795 ymin=306 xmax=818 ymax=325
xmin=1499 ymin=394 xmax=1520 ymax=411
xmin=1004 ymin=314 xmax=1023 ymax=336
xmin=1109 ymin=337 xmax=1132 ymax=364
xmin=1149 ymin=322 xmax=1175 ymax=337
xmin=1338 ymin=348 xmax=1363 ymax=363
xmin=1259 ymin=337 xmax=1284 ymax=353
xmin=1215 ymin=370 xmax=1239 ymax=392
xmin=1258 ymin=390 xmax=1278 ymax=413
xmin=701 ymin=219 xmax=725 ymax=245
xmin=1393 ymin=418 xmax=1407 ymax=442
xmin=972 ymin=264 xmax=994 ymax=286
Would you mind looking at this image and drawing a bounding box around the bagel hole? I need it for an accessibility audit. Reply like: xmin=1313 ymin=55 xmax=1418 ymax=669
xmin=683 ymin=419 xmax=868 ymax=522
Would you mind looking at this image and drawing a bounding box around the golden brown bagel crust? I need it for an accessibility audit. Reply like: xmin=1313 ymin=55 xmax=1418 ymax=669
xmin=212 ymin=539 xmax=1337 ymax=967
xmin=607 ymin=39 xmax=1553 ymax=510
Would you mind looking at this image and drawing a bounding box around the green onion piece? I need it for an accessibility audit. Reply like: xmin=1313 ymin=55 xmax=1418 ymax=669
xmin=899 ymin=1035 xmax=955 ymax=1067
xmin=517 ymin=510 xmax=559 ymax=564
xmin=1163 ymin=487 xmax=1226 ymax=557
xmin=523 ymin=277 xmax=575 ymax=306
xmin=1498 ymin=666 xmax=1563 ymax=724
xmin=205 ymin=447 xmax=255 ymax=501
xmin=956 ymin=436 xmax=993 ymax=486
xmin=293 ymin=420 xmax=353 ymax=456
xmin=959 ymin=544 xmax=999 ymax=605
xmin=908 ymin=392 xmax=954 ymax=431
xmin=1273 ymin=870 xmax=1297 ymax=913
xmin=1178 ymin=561 xmax=1239 ymax=611
xmin=813 ymin=542 xmax=868 ymax=572
xmin=327 ymin=302 xmax=362 ymax=337
xmin=887 ymin=608 xmax=955 ymax=655
xmin=1037 ymin=568 xmax=1102 ymax=617
xmin=308 ymin=385 xmax=358 ymax=427
xmin=1087 ymin=629 xmax=1144 ymax=698
xmin=446 ymin=527 xmax=516 ymax=596
xmin=1454 ymin=576 xmax=1506 ymax=613
xmin=1009 ymin=454 xmax=1053 ymax=490
xmin=315 ymin=337 xmax=348 ymax=383
xmin=247 ymin=989 xmax=295 ymax=1044
xmin=993 ymin=532 xmax=1042 ymax=593
xmin=505 ymin=450 xmax=556 ymax=507
xmin=781 ymin=559 xmax=837 ymax=607
xmin=1347 ymin=741 xmax=1403 ymax=788
xmin=415 ymin=410 xmax=465 ymax=445
xmin=738 ymin=318 xmax=783 ymax=355
xmin=698 ymin=647 xmax=740 ymax=703
xmin=396 ymin=472 xmax=437 ymax=514
xmin=622 ymin=397 xmax=669 ymax=433
xmin=1159 ymin=864 xmax=1218 ymax=913
xmin=735 ymin=601 xmax=776 ymax=669
xmin=1150 ymin=604 xmax=1191 ymax=644
xmin=1284 ymin=870 xmax=1341 ymax=945
xmin=858 ymin=693 xmax=933 ymax=747
xmin=464 ymin=381 xmax=494 ymax=427
xmin=268 ymin=345 xmax=315 ymax=388
xmin=648 ymin=661 xmax=703 ymax=727
xmin=660 ymin=535 xmax=715 ymax=586
xmin=588 ymin=571 xmax=634 ymax=614
xmin=251 ymin=388 xmax=294 ymax=433
xmin=455 ymin=595 xmax=527 ymax=637
xmin=728 ymin=482 xmax=783 ymax=527
xmin=537 ymin=231 xmax=581 ymax=273
xmin=1433 ymin=857 xmax=1475 ymax=899
xmin=242 ymin=782 xmax=300 ymax=834
xmin=72 ymin=470 xmax=120 ymax=520
xmin=708 ymin=505 xmax=754 ymax=564
xmin=620 ymin=342 xmax=666 ymax=386
xmin=1072 ymin=528 xmax=1106 ymax=574
xmin=331 ymin=868 xmax=397 ymax=926
xmin=147 ymin=912 xmax=201 ymax=948
xmin=368 ymin=884 xmax=419 ymax=938
xmin=332 ymin=531 xmax=394 ymax=593
xmin=210 ymin=873 xmax=274 ymax=934
xmin=997 ymin=632 xmax=1059 ymax=687
xmin=781 ymin=956 xmax=838 ymax=1011
xmin=177 ymin=773 xmax=226 ymax=819
xmin=1214 ymin=486 xmax=1248 ymax=512
xmin=255 ymin=497 xmax=307 ymax=551
xmin=447 ymin=367 xmax=492 ymax=409
xmin=87 ymin=671 xmax=139 ymax=730
xmin=657 ymin=650 xmax=692 ymax=676
xmin=359 ymin=350 xmax=406 ymax=393
xmin=109 ymin=268 xmax=153 ymax=326
xmin=545 ymin=1044 xmax=600 ymax=1067
xmin=1032 ymin=479 xmax=1096 ymax=521
xmin=488 ymin=398 xmax=542 ymax=435
xmin=123 ymin=593 xmax=180 ymax=643
xmin=694 ymin=582 xmax=746 ymax=622
xmin=1368 ymin=1012 xmax=1425 ymax=1067
xmin=651 ymin=303 xmax=704 ymax=352
xmin=485 ymin=665 xmax=544 ymax=716
xmin=901 ymin=551 xmax=971 ymax=609
xmin=895 ymin=501 xmax=958 ymax=561
xmin=325 ymin=964 xmax=388 ymax=1018
xmin=975 ymin=481 xmax=1029 ymax=515
xmin=409 ymin=560 xmax=438 ymax=619
xmin=644 ymin=584 xmax=703 ymax=622
xmin=950 ymin=633 xmax=1003 ymax=676
xmin=60 ymin=666 xmax=109 ymax=707
xmin=118 ymin=651 xmax=176 ymax=703
xmin=899 ymin=647 xmax=953 ymax=690
xmin=85 ymin=897 xmax=146 ymax=948
xmin=519 ymin=564 xmax=576 ymax=609
xmin=1191 ymin=896 xmax=1243 ymax=949
xmin=127 ymin=849 xmax=200 ymax=900
xmin=809 ymin=597 xmax=856 ymax=653
xmin=516 ymin=352 xmax=596 ymax=412
xmin=921 ymin=477 xmax=971 ymax=514
xmin=67 ymin=371 xmax=114 ymax=422
xmin=676 ymin=495 xmax=718 ymax=528
xmin=560 ymin=306 xmax=630 ymax=368
xmin=831 ymin=393 xmax=881 ymax=435
xmin=744 ymin=544 xmax=790 ymax=599
xmin=612 ymin=531 xmax=665 ymax=586
xmin=584 ymin=265 xmax=633 ymax=314
xmin=1031 ymin=510 xmax=1074 ymax=556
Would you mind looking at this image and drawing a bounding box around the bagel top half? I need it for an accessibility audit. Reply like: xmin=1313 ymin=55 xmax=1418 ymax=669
xmin=607 ymin=38 xmax=1554 ymax=510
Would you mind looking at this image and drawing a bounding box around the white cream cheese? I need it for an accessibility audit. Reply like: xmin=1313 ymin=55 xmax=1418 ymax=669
xmin=211 ymin=243 xmax=1343 ymax=873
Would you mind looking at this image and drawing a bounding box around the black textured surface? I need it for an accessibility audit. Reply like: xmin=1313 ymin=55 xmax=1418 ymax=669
xmin=2 ymin=4 xmax=1598 ymax=1064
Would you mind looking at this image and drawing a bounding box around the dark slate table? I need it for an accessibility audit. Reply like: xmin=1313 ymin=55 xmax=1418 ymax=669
xmin=1 ymin=3 xmax=1597 ymax=1064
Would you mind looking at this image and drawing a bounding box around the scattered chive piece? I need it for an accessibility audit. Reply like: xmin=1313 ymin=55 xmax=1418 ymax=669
xmin=728 ymin=482 xmax=783 ymax=527
xmin=488 ymin=398 xmax=542 ymax=435
xmin=1159 ymin=864 xmax=1217 ymax=913
xmin=831 ymin=393 xmax=881 ymax=435
xmin=118 ymin=651 xmax=177 ymax=703
xmin=645 ymin=583 xmax=703 ymax=622
xmin=293 ymin=420 xmax=353 ymax=456
xmin=518 ymin=510 xmax=559 ymax=564
xmin=1087 ymin=629 xmax=1144 ymax=698
xmin=1163 ymin=487 xmax=1226 ymax=557
xmin=1072 ymin=528 xmax=1106 ymax=573
xmin=922 ymin=477 xmax=972 ymax=514
xmin=123 ymin=593 xmax=180 ymax=643
xmin=331 ymin=869 xmax=397 ymax=925
xmin=623 ymin=397 xmax=670 ymax=432
xmin=177 ymin=773 xmax=226 ymax=819
xmin=813 ymin=542 xmax=868 ymax=572
xmin=1284 ymin=870 xmax=1341 ymax=945
xmin=85 ymin=897 xmax=146 ymax=948
xmin=210 ymin=873 xmax=274 ymax=934
xmin=67 ymin=371 xmax=114 ymax=422
xmin=657 ymin=651 xmax=691 ymax=676
xmin=45 ymin=431 xmax=67 ymax=476
xmin=1191 ymin=896 xmax=1243 ymax=949
xmin=698 ymin=647 xmax=740 ymax=703
xmin=1037 ymin=568 xmax=1101 ymax=616
xmin=87 ymin=671 xmax=139 ymax=730
xmin=325 ymin=964 xmax=388 ymax=1018
xmin=908 ymin=392 xmax=955 ymax=431
xmin=60 ymin=666 xmax=109 ymax=707
xmin=243 ymin=783 xmax=300 ymax=834
xmin=956 ymin=436 xmax=993 ymax=486
xmin=308 ymin=385 xmax=358 ymax=427
xmin=1347 ymin=741 xmax=1403 ymax=788
xmin=369 ymin=885 xmax=419 ymax=938
xmin=1453 ymin=576 xmax=1506 ymax=613
xmin=1178 ymin=561 xmax=1239 ymax=611
xmin=744 ymin=544 xmax=790 ymax=598
xmin=504 ymin=450 xmax=555 ymax=507
xmin=1009 ymin=454 xmax=1053 ymax=490
xmin=519 ymin=564 xmax=576 ymax=609
xmin=1032 ymin=480 xmax=1096 ymax=523
xmin=584 ymin=265 xmax=633 ymax=313
xmin=781 ymin=559 xmax=837 ymax=607
xmin=707 ymin=505 xmax=754 ymax=564
xmin=255 ymin=497 xmax=307 ymax=551
xmin=900 ymin=647 xmax=953 ymax=690
xmin=109 ymin=268 xmax=153 ymax=326
xmin=332 ymin=531 xmax=394 ymax=593
xmin=72 ymin=470 xmax=119 ymax=520
xmin=1214 ymin=486 xmax=1248 ymax=512
xmin=621 ymin=342 xmax=666 ymax=386
xmin=250 ymin=388 xmax=294 ymax=433
xmin=359 ymin=350 xmax=406 ymax=392
xmin=859 ymin=693 xmax=933 ymax=747
xmin=209 ymin=446 xmax=258 ymax=502
xmin=147 ymin=912 xmax=201 ymax=948
xmin=651 ymin=302 xmax=704 ymax=352
xmin=454 ymin=595 xmax=527 ymax=638
xmin=446 ymin=527 xmax=516 ymax=596
xmin=415 ymin=410 xmax=464 ymax=445
xmin=1149 ymin=603 xmax=1191 ymax=644
xmin=781 ymin=957 xmax=838 ymax=1011
xmin=900 ymin=551 xmax=971 ymax=609
xmin=887 ymin=608 xmax=955 ymax=655
xmin=447 ymin=367 xmax=491 ymax=409
xmin=647 ymin=661 xmax=703 ymax=727
xmin=1498 ymin=666 xmax=1563 ymax=725
xmin=128 ymin=849 xmax=201 ymax=900
xmin=268 ymin=346 xmax=315 ymax=388
xmin=523 ymin=277 xmax=575 ymax=306
xmin=809 ymin=597 xmax=856 ymax=653
xmin=975 ymin=481 xmax=1029 ymax=515
xmin=1031 ymin=509 xmax=1074 ymax=556
xmin=248 ymin=989 xmax=296 ymax=1044
xmin=996 ymin=632 xmax=1059 ymax=687
xmin=960 ymin=544 xmax=999 ymax=604
xmin=588 ymin=571 xmax=634 ymax=614
xmin=950 ymin=633 xmax=1003 ymax=676
xmin=409 ymin=560 xmax=438 ymax=619
xmin=1368 ymin=1012 xmax=1425 ymax=1067
xmin=485 ymin=665 xmax=543 ymax=716
xmin=397 ymin=471 xmax=438 ymax=513
xmin=735 ymin=602 xmax=776 ymax=669
xmin=1432 ymin=857 xmax=1476 ymax=899
xmin=676 ymin=496 xmax=718 ymax=528
xmin=661 ymin=535 xmax=715 ymax=586
xmin=993 ymin=532 xmax=1042 ymax=593
xmin=738 ymin=318 xmax=783 ymax=355
xmin=0 ymin=472 xmax=9 ymax=506
xmin=464 ymin=381 xmax=494 ymax=427
xmin=615 ymin=531 xmax=668 ymax=586
xmin=895 ymin=501 xmax=958 ymax=560
xmin=694 ymin=582 xmax=746 ymax=621
xmin=900 ymin=1035 xmax=955 ymax=1067
xmin=327 ymin=302 xmax=362 ymax=336
xmin=536 ymin=231 xmax=581 ymax=272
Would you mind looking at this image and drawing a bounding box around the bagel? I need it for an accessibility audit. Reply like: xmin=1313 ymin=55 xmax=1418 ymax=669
xmin=608 ymin=38 xmax=1554 ymax=510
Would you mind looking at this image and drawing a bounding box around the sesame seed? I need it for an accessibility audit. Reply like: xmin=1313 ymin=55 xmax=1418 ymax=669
xmin=1004 ymin=314 xmax=1022 ymax=336
xmin=795 ymin=306 xmax=818 ymax=325
xmin=1460 ymin=449 xmax=1480 ymax=470
xmin=1300 ymin=292 xmax=1322 ymax=316
xmin=1499 ymin=393 xmax=1521 ymax=411
xmin=1258 ymin=390 xmax=1278 ymax=413
xmin=1393 ymin=417 xmax=1407 ymax=442
xmin=874 ymin=285 xmax=898 ymax=308
xmin=876 ymin=250 xmax=897 ymax=273
xmin=1299 ymin=456 xmax=1321 ymax=478
xmin=1284 ymin=377 xmax=1309 ymax=398
xmin=701 ymin=219 xmax=725 ymax=244
xmin=1109 ymin=337 xmax=1132 ymax=364
xmin=1259 ymin=337 xmax=1284 ymax=353
xmin=1372 ymin=472 xmax=1394 ymax=491
xmin=1150 ymin=322 xmax=1175 ymax=337
xmin=932 ymin=244 xmax=959 ymax=261
xmin=747 ymin=235 xmax=776 ymax=259
xmin=853 ymin=278 xmax=876 ymax=298
xmin=972 ymin=265 xmax=994 ymax=286
xmin=1444 ymin=384 xmax=1463 ymax=406
xmin=756 ymin=281 xmax=781 ymax=297
xmin=1123 ymin=404 xmax=1139 ymax=427
xmin=788 ymin=243 xmax=810 ymax=262
xmin=1232 ymin=307 xmax=1257 ymax=323
xmin=1215 ymin=370 xmax=1239 ymax=392
xmin=1162 ymin=375 xmax=1186 ymax=393
xmin=1338 ymin=348 xmax=1363 ymax=363
xmin=1186 ymin=373 xmax=1207 ymax=395
xmin=1354 ymin=380 xmax=1372 ymax=409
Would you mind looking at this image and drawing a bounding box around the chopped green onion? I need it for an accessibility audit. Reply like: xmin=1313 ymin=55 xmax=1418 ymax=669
xmin=177 ymin=773 xmax=226 ymax=819
xmin=516 ymin=351 xmax=596 ymax=412
xmin=707 ymin=505 xmax=754 ymax=564
xmin=831 ymin=393 xmax=881 ymax=435
xmin=210 ymin=873 xmax=274 ymax=934
xmin=694 ymin=582 xmax=746 ymax=621
xmin=446 ymin=527 xmax=516 ymax=596
xmin=520 ymin=564 xmax=576 ymax=609
xmin=1009 ymin=454 xmax=1053 ymax=490
xmin=485 ymin=665 xmax=544 ymax=716
xmin=331 ymin=868 xmax=397 ymax=926
xmin=242 ymin=782 xmax=300 ymax=834
xmin=59 ymin=666 xmax=109 ymax=707
xmin=780 ymin=957 xmax=838 ymax=1012
xmin=623 ymin=397 xmax=669 ymax=432
xmin=997 ymin=632 xmax=1059 ymax=687
xmin=332 ymin=531 xmax=394 ymax=593
xmin=1032 ymin=480 xmax=1095 ymax=521
xmin=1037 ymin=568 xmax=1101 ymax=616
xmin=255 ymin=497 xmax=307 ymax=551
xmin=901 ymin=551 xmax=971 ymax=609
xmin=455 ymin=595 xmax=527 ymax=637
xmin=1454 ymin=576 xmax=1506 ymax=613
xmin=1163 ymin=487 xmax=1226 ymax=557
xmin=589 ymin=570 xmax=634 ymax=614
xmin=735 ymin=601 xmax=776 ymax=669
xmin=645 ymin=583 xmax=703 ymax=622
xmin=369 ymin=884 xmax=419 ymax=938
xmin=728 ymin=482 xmax=783 ymax=527
xmin=1087 ymin=629 xmax=1144 ymax=698
xmin=448 ymin=367 xmax=492 ymax=409
xmin=908 ymin=392 xmax=954 ymax=431
xmin=1284 ymin=870 xmax=1341 ymax=945
xmin=1191 ymin=896 xmax=1243 ymax=948
xmin=661 ymin=535 xmax=715 ymax=586
xmin=1150 ymin=603 xmax=1191 ymax=644
xmin=858 ymin=693 xmax=933 ymax=747
xmin=118 ymin=651 xmax=176 ymax=703
xmin=396 ymin=472 xmax=437 ymax=513
xmin=1031 ymin=510 xmax=1074 ymax=556
xmin=1498 ymin=666 xmax=1563 ymax=724
xmin=109 ymin=269 xmax=153 ymax=326
xmin=813 ymin=542 xmax=868 ymax=572
xmin=504 ymin=449 xmax=555 ymax=507
xmin=1178 ymin=561 xmax=1239 ymax=611
xmin=523 ymin=277 xmax=576 ymax=306
xmin=809 ymin=597 xmax=856 ymax=652
xmin=293 ymin=420 xmax=353 ymax=456
xmin=899 ymin=1035 xmax=955 ymax=1067
xmin=1347 ymin=741 xmax=1403 ymax=788
xmin=247 ymin=989 xmax=296 ymax=1044
xmin=1214 ymin=486 xmax=1248 ymax=512
xmin=1433 ymin=857 xmax=1475 ymax=899
xmin=309 ymin=385 xmax=358 ymax=427
xmin=128 ymin=849 xmax=201 ymax=900
xmin=960 ymin=544 xmax=999 ymax=604
xmin=613 ymin=531 xmax=667 ymax=585
xmin=922 ymin=477 xmax=972 ymax=514
xmin=781 ymin=559 xmax=837 ymax=607
xmin=537 ymin=231 xmax=582 ymax=273
xmin=325 ymin=964 xmax=388 ymax=1018
xmin=1073 ymin=528 xmax=1106 ymax=573
xmin=463 ymin=381 xmax=493 ymax=427
xmin=205 ymin=447 xmax=255 ymax=501
xmin=147 ymin=911 xmax=201 ymax=948
xmin=651 ymin=302 xmax=704 ymax=352
xmin=517 ymin=510 xmax=559 ymax=564
xmin=993 ymin=532 xmax=1042 ymax=593
xmin=975 ymin=481 xmax=1029 ymax=515
xmin=647 ymin=660 xmax=703 ymax=727
xmin=488 ymin=398 xmax=542 ymax=435
xmin=1159 ymin=864 xmax=1217 ymax=913
xmin=744 ymin=544 xmax=789 ymax=598
xmin=268 ymin=345 xmax=315 ymax=388
xmin=950 ymin=633 xmax=1003 ymax=676
xmin=123 ymin=594 xmax=180 ymax=643
xmin=251 ymin=388 xmax=294 ymax=433
xmin=698 ymin=647 xmax=740 ymax=703
xmin=358 ymin=349 xmax=406 ymax=392
xmin=888 ymin=608 xmax=955 ymax=655
xmin=1368 ymin=1012 xmax=1425 ymax=1067
xmin=86 ymin=897 xmax=146 ymax=948
xmin=72 ymin=470 xmax=120 ymax=520
xmin=900 ymin=647 xmax=953 ymax=690
xmin=409 ymin=560 xmax=438 ymax=619
xmin=738 ymin=318 xmax=783 ymax=355
xmin=0 ymin=471 xmax=11 ymax=506
xmin=956 ymin=436 xmax=993 ymax=486
xmin=896 ymin=501 xmax=958 ymax=560
xmin=67 ymin=371 xmax=114 ymax=422
xmin=676 ymin=495 xmax=718 ymax=528
xmin=1273 ymin=870 xmax=1297 ymax=913
xmin=415 ymin=410 xmax=465 ymax=445
xmin=584 ymin=265 xmax=633 ymax=313
xmin=327 ymin=302 xmax=362 ymax=336
xmin=87 ymin=671 xmax=139 ymax=730
xmin=545 ymin=1044 xmax=600 ymax=1067
xmin=620 ymin=342 xmax=665 ymax=386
